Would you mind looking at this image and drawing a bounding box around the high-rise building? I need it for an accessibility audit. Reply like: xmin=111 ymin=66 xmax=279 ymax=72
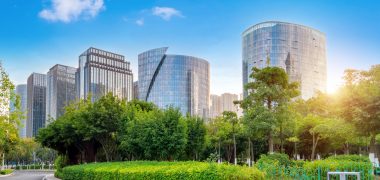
xmin=46 ymin=64 xmax=76 ymax=122
xmin=27 ymin=73 xmax=46 ymax=137
xmin=138 ymin=47 xmax=210 ymax=118
xmin=76 ymin=47 xmax=133 ymax=102
xmin=209 ymin=95 xmax=221 ymax=118
xmin=242 ymin=21 xmax=327 ymax=99
xmin=133 ymin=81 xmax=138 ymax=99
xmin=209 ymin=93 xmax=240 ymax=118
xmin=15 ymin=84 xmax=27 ymax=138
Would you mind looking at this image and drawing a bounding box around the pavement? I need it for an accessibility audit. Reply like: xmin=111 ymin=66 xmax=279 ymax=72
xmin=0 ymin=170 xmax=57 ymax=180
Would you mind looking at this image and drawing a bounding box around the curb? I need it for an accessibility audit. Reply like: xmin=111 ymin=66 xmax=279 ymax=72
xmin=0 ymin=172 xmax=14 ymax=178
xmin=43 ymin=174 xmax=61 ymax=180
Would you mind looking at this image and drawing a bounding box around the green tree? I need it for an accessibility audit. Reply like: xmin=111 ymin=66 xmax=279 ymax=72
xmin=0 ymin=63 xmax=23 ymax=169
xmin=339 ymin=65 xmax=380 ymax=153
xmin=184 ymin=115 xmax=206 ymax=160
xmin=241 ymin=66 xmax=299 ymax=153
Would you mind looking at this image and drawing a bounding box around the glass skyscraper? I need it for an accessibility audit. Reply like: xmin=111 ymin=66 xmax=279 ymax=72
xmin=76 ymin=47 xmax=133 ymax=102
xmin=242 ymin=21 xmax=327 ymax=99
xmin=138 ymin=47 xmax=210 ymax=118
xmin=46 ymin=64 xmax=76 ymax=122
xmin=27 ymin=73 xmax=46 ymax=137
xmin=15 ymin=84 xmax=27 ymax=138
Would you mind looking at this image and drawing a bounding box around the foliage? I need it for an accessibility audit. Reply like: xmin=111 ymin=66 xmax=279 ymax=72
xmin=325 ymin=155 xmax=370 ymax=163
xmin=303 ymin=160 xmax=373 ymax=180
xmin=0 ymin=63 xmax=23 ymax=165
xmin=61 ymin=161 xmax=265 ymax=180
xmin=0 ymin=169 xmax=13 ymax=175
xmin=256 ymin=153 xmax=292 ymax=168
xmin=241 ymin=66 xmax=299 ymax=153
xmin=184 ymin=115 xmax=206 ymax=160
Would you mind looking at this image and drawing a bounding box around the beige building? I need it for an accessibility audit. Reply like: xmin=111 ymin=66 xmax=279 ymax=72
xmin=209 ymin=93 xmax=242 ymax=118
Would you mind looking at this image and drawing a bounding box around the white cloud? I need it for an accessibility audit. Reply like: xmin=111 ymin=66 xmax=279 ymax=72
xmin=152 ymin=7 xmax=183 ymax=21
xmin=135 ymin=18 xmax=144 ymax=26
xmin=39 ymin=0 xmax=104 ymax=23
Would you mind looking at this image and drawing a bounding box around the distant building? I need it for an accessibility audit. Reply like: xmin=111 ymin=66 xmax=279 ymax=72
xmin=76 ymin=47 xmax=133 ymax=102
xmin=138 ymin=47 xmax=210 ymax=118
xmin=15 ymin=84 xmax=27 ymax=138
xmin=46 ymin=64 xmax=76 ymax=122
xmin=133 ymin=81 xmax=138 ymax=99
xmin=27 ymin=73 xmax=46 ymax=137
xmin=242 ymin=21 xmax=327 ymax=99
xmin=209 ymin=93 xmax=240 ymax=118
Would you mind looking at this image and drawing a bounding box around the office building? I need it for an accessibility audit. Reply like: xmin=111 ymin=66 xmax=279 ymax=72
xmin=242 ymin=21 xmax=327 ymax=99
xmin=27 ymin=73 xmax=46 ymax=137
xmin=46 ymin=64 xmax=76 ymax=121
xmin=138 ymin=47 xmax=210 ymax=118
xmin=76 ymin=47 xmax=133 ymax=101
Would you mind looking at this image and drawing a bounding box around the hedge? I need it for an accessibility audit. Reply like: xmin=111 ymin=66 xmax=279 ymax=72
xmin=303 ymin=160 xmax=373 ymax=180
xmin=325 ymin=154 xmax=370 ymax=163
xmin=0 ymin=169 xmax=13 ymax=175
xmin=61 ymin=161 xmax=265 ymax=180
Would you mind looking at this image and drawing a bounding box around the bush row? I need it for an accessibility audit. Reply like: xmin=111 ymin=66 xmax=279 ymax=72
xmin=15 ymin=164 xmax=55 ymax=170
xmin=0 ymin=169 xmax=13 ymax=175
xmin=256 ymin=154 xmax=373 ymax=179
xmin=61 ymin=161 xmax=265 ymax=180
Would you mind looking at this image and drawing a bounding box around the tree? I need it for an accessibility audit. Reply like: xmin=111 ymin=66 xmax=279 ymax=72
xmin=0 ymin=63 xmax=22 ymax=170
xmin=241 ymin=66 xmax=299 ymax=153
xmin=184 ymin=115 xmax=206 ymax=160
xmin=339 ymin=65 xmax=380 ymax=154
xmin=222 ymin=111 xmax=239 ymax=165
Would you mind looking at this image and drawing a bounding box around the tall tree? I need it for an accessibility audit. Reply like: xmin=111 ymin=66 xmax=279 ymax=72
xmin=339 ymin=65 xmax=380 ymax=153
xmin=241 ymin=66 xmax=299 ymax=153
xmin=0 ymin=63 xmax=22 ymax=170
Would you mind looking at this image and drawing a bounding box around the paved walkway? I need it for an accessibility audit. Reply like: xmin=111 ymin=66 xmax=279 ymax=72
xmin=0 ymin=170 xmax=55 ymax=180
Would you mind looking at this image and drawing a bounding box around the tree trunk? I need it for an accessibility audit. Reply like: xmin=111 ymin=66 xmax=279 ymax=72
xmin=268 ymin=132 xmax=274 ymax=154
xmin=311 ymin=133 xmax=319 ymax=160
xmin=344 ymin=142 xmax=349 ymax=155
xmin=233 ymin=133 xmax=237 ymax=165
xmin=370 ymin=133 xmax=376 ymax=154
xmin=280 ymin=125 xmax=284 ymax=153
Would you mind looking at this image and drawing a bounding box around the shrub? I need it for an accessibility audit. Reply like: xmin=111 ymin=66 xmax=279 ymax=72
xmin=61 ymin=161 xmax=265 ymax=180
xmin=256 ymin=153 xmax=292 ymax=168
xmin=0 ymin=169 xmax=13 ymax=175
xmin=303 ymin=160 xmax=373 ymax=180
xmin=55 ymin=155 xmax=68 ymax=178
xmin=326 ymin=155 xmax=370 ymax=163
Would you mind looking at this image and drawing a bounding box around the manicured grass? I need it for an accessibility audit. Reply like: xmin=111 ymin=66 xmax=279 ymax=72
xmin=0 ymin=169 xmax=13 ymax=175
xmin=61 ymin=161 xmax=265 ymax=180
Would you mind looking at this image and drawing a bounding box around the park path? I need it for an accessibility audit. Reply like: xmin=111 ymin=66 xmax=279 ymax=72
xmin=0 ymin=170 xmax=55 ymax=180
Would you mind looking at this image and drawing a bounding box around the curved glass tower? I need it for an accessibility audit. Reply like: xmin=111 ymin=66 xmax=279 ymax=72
xmin=138 ymin=47 xmax=210 ymax=118
xmin=242 ymin=21 xmax=326 ymax=99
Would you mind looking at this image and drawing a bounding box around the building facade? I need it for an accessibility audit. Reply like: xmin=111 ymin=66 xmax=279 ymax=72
xmin=242 ymin=21 xmax=327 ymax=99
xmin=138 ymin=47 xmax=210 ymax=118
xmin=209 ymin=93 xmax=240 ymax=118
xmin=46 ymin=64 xmax=77 ymax=121
xmin=15 ymin=84 xmax=27 ymax=138
xmin=27 ymin=73 xmax=46 ymax=137
xmin=76 ymin=47 xmax=133 ymax=102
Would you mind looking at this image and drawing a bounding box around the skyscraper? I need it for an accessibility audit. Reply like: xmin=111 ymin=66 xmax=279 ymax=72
xmin=46 ymin=64 xmax=76 ymax=121
xmin=15 ymin=84 xmax=27 ymax=138
xmin=242 ymin=21 xmax=327 ymax=99
xmin=76 ymin=47 xmax=133 ymax=102
xmin=138 ymin=47 xmax=210 ymax=118
xmin=27 ymin=73 xmax=46 ymax=137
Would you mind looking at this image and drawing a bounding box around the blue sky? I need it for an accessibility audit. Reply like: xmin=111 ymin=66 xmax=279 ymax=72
xmin=0 ymin=0 xmax=379 ymax=95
